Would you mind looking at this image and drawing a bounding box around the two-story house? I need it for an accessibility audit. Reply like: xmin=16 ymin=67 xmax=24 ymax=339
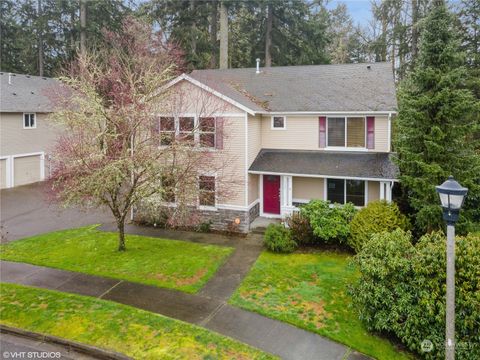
xmin=145 ymin=62 xmax=398 ymax=232
xmin=0 ymin=73 xmax=58 ymax=189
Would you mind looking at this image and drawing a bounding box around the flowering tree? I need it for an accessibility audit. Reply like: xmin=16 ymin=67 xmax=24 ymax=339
xmin=48 ymin=18 xmax=235 ymax=251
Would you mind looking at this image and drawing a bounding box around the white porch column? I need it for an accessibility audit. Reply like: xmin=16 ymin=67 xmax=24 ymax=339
xmin=281 ymin=175 xmax=293 ymax=217
xmin=380 ymin=181 xmax=392 ymax=203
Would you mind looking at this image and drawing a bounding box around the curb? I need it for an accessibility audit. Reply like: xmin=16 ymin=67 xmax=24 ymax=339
xmin=0 ymin=324 xmax=132 ymax=360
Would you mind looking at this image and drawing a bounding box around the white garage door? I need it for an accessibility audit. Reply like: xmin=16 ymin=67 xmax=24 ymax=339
xmin=14 ymin=155 xmax=42 ymax=186
xmin=0 ymin=159 xmax=7 ymax=189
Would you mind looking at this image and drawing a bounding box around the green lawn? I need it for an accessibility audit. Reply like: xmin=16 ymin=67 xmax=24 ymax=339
xmin=0 ymin=226 xmax=233 ymax=293
xmin=0 ymin=283 xmax=275 ymax=360
xmin=230 ymin=251 xmax=412 ymax=360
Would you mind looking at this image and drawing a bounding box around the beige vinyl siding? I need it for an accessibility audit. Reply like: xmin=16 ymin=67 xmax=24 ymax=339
xmin=261 ymin=115 xmax=319 ymax=150
xmin=215 ymin=115 xmax=246 ymax=206
xmin=374 ymin=116 xmax=389 ymax=152
xmin=367 ymin=181 xmax=380 ymax=203
xmin=260 ymin=114 xmax=391 ymax=153
xmin=248 ymin=114 xmax=262 ymax=166
xmin=248 ymin=174 xmax=259 ymax=204
xmin=13 ymin=155 xmax=41 ymax=186
xmin=0 ymin=113 xmax=57 ymax=156
xmin=0 ymin=159 xmax=7 ymax=188
xmin=292 ymin=177 xmax=324 ymax=201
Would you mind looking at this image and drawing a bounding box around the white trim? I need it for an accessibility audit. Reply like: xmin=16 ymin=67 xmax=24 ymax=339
xmin=0 ymin=156 xmax=12 ymax=188
xmin=271 ymin=116 xmax=287 ymax=130
xmin=216 ymin=199 xmax=260 ymax=212
xmin=244 ymin=112 xmax=249 ymax=207
xmin=259 ymin=174 xmax=264 ymax=215
xmin=261 ymin=111 xmax=397 ymax=116
xmin=249 ymin=170 xmax=398 ymax=182
xmin=387 ymin=112 xmax=392 ymax=152
xmin=22 ymin=113 xmax=37 ymax=129
xmin=365 ymin=180 xmax=369 ymax=204
xmin=163 ymin=74 xmax=256 ymax=115
xmin=4 ymin=151 xmax=46 ymax=188
xmin=197 ymin=172 xmax=217 ymax=210
xmin=292 ymin=198 xmax=310 ymax=204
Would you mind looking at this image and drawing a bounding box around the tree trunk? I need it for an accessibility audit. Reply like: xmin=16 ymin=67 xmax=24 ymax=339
xmin=70 ymin=8 xmax=76 ymax=58
xmin=209 ymin=0 xmax=218 ymax=68
xmin=117 ymin=218 xmax=126 ymax=251
xmin=190 ymin=0 xmax=197 ymax=58
xmin=381 ymin=5 xmax=388 ymax=62
xmin=265 ymin=3 xmax=273 ymax=67
xmin=37 ymin=0 xmax=44 ymax=76
xmin=219 ymin=1 xmax=228 ymax=69
xmin=80 ymin=0 xmax=86 ymax=55
xmin=411 ymin=0 xmax=419 ymax=64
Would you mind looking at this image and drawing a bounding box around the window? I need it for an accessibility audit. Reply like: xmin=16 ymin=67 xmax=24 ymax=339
xmin=327 ymin=117 xmax=365 ymax=148
xmin=23 ymin=113 xmax=36 ymax=129
xmin=199 ymin=117 xmax=216 ymax=148
xmin=271 ymin=116 xmax=286 ymax=129
xmin=159 ymin=117 xmax=175 ymax=146
xmin=179 ymin=117 xmax=195 ymax=144
xmin=161 ymin=174 xmax=176 ymax=203
xmin=327 ymin=178 xmax=365 ymax=206
xmin=199 ymin=175 xmax=215 ymax=207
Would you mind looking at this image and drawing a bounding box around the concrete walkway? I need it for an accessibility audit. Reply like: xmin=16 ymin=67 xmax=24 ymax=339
xmin=1 ymin=260 xmax=369 ymax=360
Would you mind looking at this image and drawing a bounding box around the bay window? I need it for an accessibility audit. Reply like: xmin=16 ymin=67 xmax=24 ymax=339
xmin=327 ymin=117 xmax=365 ymax=148
xmin=327 ymin=178 xmax=365 ymax=206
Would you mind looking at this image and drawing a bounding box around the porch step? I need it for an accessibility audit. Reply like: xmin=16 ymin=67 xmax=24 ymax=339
xmin=251 ymin=227 xmax=267 ymax=235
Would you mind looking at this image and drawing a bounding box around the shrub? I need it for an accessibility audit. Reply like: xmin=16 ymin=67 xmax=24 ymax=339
xmin=300 ymin=200 xmax=357 ymax=244
xmin=351 ymin=229 xmax=480 ymax=359
xmin=197 ymin=221 xmax=212 ymax=233
xmin=286 ymin=211 xmax=315 ymax=245
xmin=263 ymin=224 xmax=297 ymax=253
xmin=348 ymin=201 xmax=410 ymax=252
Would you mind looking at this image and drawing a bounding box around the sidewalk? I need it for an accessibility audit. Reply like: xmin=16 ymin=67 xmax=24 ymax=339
xmin=0 ymin=260 xmax=369 ymax=360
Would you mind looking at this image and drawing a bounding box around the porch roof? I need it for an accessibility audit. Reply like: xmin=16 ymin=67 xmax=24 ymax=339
xmin=249 ymin=149 xmax=398 ymax=180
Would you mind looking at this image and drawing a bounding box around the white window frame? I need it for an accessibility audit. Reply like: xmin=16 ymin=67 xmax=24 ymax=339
xmin=23 ymin=113 xmax=36 ymax=129
xmin=198 ymin=173 xmax=217 ymax=210
xmin=326 ymin=116 xmax=366 ymax=150
xmin=326 ymin=178 xmax=366 ymax=207
xmin=198 ymin=116 xmax=216 ymax=149
xmin=271 ymin=116 xmax=287 ymax=130
xmin=158 ymin=114 xmax=218 ymax=150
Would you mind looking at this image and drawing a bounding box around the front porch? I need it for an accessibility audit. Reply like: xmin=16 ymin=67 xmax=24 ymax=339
xmin=255 ymin=173 xmax=394 ymax=219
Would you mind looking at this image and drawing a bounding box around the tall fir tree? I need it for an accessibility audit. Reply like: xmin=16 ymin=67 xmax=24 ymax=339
xmin=395 ymin=0 xmax=480 ymax=234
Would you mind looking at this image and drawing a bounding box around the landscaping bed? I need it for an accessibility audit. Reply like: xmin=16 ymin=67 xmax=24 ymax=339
xmin=0 ymin=283 xmax=275 ymax=359
xmin=230 ymin=251 xmax=412 ymax=360
xmin=0 ymin=225 xmax=233 ymax=293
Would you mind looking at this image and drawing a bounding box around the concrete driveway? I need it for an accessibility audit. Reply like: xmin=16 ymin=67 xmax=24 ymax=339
xmin=0 ymin=182 xmax=114 ymax=242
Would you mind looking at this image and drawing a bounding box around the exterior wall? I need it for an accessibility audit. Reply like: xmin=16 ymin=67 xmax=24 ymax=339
xmin=374 ymin=116 xmax=389 ymax=152
xmin=260 ymin=114 xmax=391 ymax=153
xmin=247 ymin=114 xmax=262 ymax=166
xmin=0 ymin=159 xmax=6 ymax=188
xmin=248 ymin=173 xmax=259 ymax=204
xmin=0 ymin=112 xmax=57 ymax=156
xmin=292 ymin=177 xmax=324 ymax=201
xmin=367 ymin=181 xmax=380 ymax=203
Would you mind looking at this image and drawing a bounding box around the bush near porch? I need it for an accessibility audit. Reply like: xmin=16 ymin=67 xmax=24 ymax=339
xmin=351 ymin=229 xmax=480 ymax=360
xmin=0 ymin=283 xmax=276 ymax=360
xmin=230 ymin=250 xmax=412 ymax=360
xmin=0 ymin=226 xmax=233 ymax=293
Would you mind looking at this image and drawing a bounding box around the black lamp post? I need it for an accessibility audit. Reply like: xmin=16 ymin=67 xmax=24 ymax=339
xmin=435 ymin=176 xmax=468 ymax=360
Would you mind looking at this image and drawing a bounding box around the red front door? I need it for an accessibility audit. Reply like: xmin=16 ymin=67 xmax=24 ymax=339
xmin=263 ymin=175 xmax=280 ymax=215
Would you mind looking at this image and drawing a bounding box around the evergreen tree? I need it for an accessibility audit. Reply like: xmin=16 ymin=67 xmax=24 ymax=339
xmin=395 ymin=0 xmax=480 ymax=234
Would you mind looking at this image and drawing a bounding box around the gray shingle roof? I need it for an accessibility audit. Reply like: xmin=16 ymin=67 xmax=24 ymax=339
xmin=0 ymin=72 xmax=59 ymax=112
xmin=249 ymin=149 xmax=398 ymax=179
xmin=190 ymin=62 xmax=397 ymax=112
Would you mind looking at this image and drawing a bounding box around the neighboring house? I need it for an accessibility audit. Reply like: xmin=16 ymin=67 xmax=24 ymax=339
xmin=141 ymin=62 xmax=398 ymax=232
xmin=0 ymin=73 xmax=58 ymax=189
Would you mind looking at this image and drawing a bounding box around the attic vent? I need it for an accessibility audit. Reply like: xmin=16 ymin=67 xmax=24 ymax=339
xmin=12 ymin=92 xmax=17 ymax=95
xmin=31 ymin=91 xmax=35 ymax=94
xmin=42 ymin=77 xmax=47 ymax=80
xmin=26 ymin=75 xmax=31 ymax=78
xmin=367 ymin=65 xmax=371 ymax=70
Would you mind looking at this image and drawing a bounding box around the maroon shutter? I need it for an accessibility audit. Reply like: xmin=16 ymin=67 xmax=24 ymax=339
xmin=366 ymin=116 xmax=375 ymax=149
xmin=215 ymin=118 xmax=224 ymax=150
xmin=319 ymin=116 xmax=326 ymax=148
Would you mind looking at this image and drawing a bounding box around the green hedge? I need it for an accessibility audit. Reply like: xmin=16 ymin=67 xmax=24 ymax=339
xmin=263 ymin=224 xmax=297 ymax=253
xmin=351 ymin=229 xmax=480 ymax=359
xmin=348 ymin=201 xmax=410 ymax=252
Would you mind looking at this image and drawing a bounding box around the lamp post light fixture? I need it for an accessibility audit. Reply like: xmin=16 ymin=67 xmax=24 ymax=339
xmin=435 ymin=176 xmax=468 ymax=360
